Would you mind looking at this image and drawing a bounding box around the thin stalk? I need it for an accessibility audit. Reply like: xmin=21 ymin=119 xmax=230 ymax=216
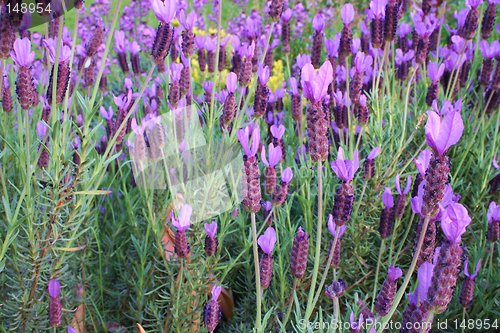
xmin=251 ymin=212 xmax=262 ymax=331
xmin=304 ymin=161 xmax=324 ymax=321
xmin=0 ymin=60 xmax=3 ymax=102
xmin=393 ymin=213 xmax=415 ymax=264
xmin=311 ymin=227 xmax=340 ymax=309
xmin=371 ymin=239 xmax=386 ymax=311
xmin=377 ymin=216 xmax=431 ymax=332
xmin=283 ymin=279 xmax=297 ymax=328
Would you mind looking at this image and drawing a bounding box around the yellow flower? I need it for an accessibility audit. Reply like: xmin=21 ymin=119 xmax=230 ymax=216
xmin=268 ymin=60 xmax=285 ymax=92
xmin=172 ymin=18 xmax=180 ymax=28
xmin=191 ymin=59 xmax=201 ymax=83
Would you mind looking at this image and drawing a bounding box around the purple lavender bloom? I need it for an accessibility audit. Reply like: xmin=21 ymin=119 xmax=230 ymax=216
xmin=479 ymin=40 xmax=499 ymax=58
xmin=171 ymin=204 xmax=192 ymax=232
xmin=301 ymin=61 xmax=334 ymax=103
xmin=258 ymin=227 xmax=276 ymax=254
xmin=115 ymin=31 xmax=127 ymax=53
xmin=270 ymin=124 xmax=285 ymax=140
xmin=370 ymin=0 xmax=387 ymax=18
xmin=466 ymin=0 xmax=483 ymax=8
xmin=11 ymin=38 xmax=36 ymax=66
xmin=282 ymin=8 xmax=293 ymax=22
xmin=258 ymin=65 xmax=270 ymax=85
xmin=204 ymin=221 xmax=217 ymax=238
xmin=295 ymin=54 xmax=312 ymax=69
xmin=261 ymin=143 xmax=282 ymax=168
xmin=237 ymin=125 xmax=260 ymax=157
xmin=325 ymin=37 xmax=340 ymax=58
xmin=37 ymin=121 xmax=48 ymax=140
xmin=226 ymin=72 xmax=237 ymax=94
xmin=67 ymin=327 xmax=77 ymax=333
xmin=427 ymin=62 xmax=445 ymax=83
xmin=281 ymin=167 xmax=293 ymax=183
xmin=170 ymin=62 xmax=183 ymax=82
xmin=409 ymin=261 xmax=435 ymax=305
xmin=464 ymin=259 xmax=481 ymax=279
xmin=330 ymin=147 xmax=360 ymax=182
xmin=394 ymin=49 xmax=414 ymax=64
xmin=415 ymin=149 xmax=433 ymax=176
xmin=395 ymin=175 xmax=412 ymax=195
xmin=48 ymin=279 xmax=61 ymax=298
xmin=151 ymin=0 xmax=177 ymax=23
xmin=367 ymin=147 xmax=381 ymax=160
xmin=179 ymin=10 xmax=196 ymax=29
xmin=341 ymin=4 xmax=355 ymax=25
xmin=441 ymin=203 xmax=471 ymax=244
xmin=353 ymin=52 xmax=373 ymax=72
xmin=313 ymin=13 xmax=325 ymax=32
xmin=288 ymin=77 xmax=299 ymax=95
xmin=43 ymin=38 xmax=72 ymax=63
xmin=488 ymin=202 xmax=500 ymax=223
xmin=328 ymin=215 xmax=347 ymax=238
xmin=425 ymin=110 xmax=464 ymax=156
xmin=382 ymin=187 xmax=394 ymax=208
xmin=388 ymin=265 xmax=403 ymax=280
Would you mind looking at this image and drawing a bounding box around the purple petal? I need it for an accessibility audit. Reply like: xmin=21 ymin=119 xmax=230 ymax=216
xmin=258 ymin=227 xmax=277 ymax=254
xmin=48 ymin=279 xmax=61 ymax=298
xmin=281 ymin=167 xmax=293 ymax=183
xmin=416 ymin=261 xmax=434 ymax=302
xmin=441 ymin=203 xmax=471 ymax=243
xmin=204 ymin=221 xmax=217 ymax=238
xmin=211 ymin=285 xmax=222 ymax=300
xmin=226 ymin=72 xmax=237 ymax=93
xmin=382 ymin=187 xmax=394 ymax=208
xmin=367 ymin=147 xmax=381 ymax=160
xmin=388 ymin=265 xmax=403 ymax=281
xmin=425 ymin=110 xmax=464 ymax=155
xmin=487 ymin=202 xmax=499 ymax=224
xmin=341 ymin=4 xmax=355 ymax=24
xmin=414 ymin=149 xmax=432 ymax=176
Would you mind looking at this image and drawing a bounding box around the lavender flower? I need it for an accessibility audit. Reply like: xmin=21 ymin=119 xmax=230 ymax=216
xmin=459 ymin=0 xmax=483 ymax=39
xmin=272 ymin=167 xmax=293 ymax=205
xmin=426 ymin=63 xmax=445 ymax=106
xmin=331 ymin=148 xmax=359 ymax=226
xmin=311 ymin=14 xmax=325 ymax=68
xmin=48 ymin=279 xmax=62 ymax=327
xmin=328 ymin=216 xmax=347 ymax=267
xmin=339 ymin=4 xmax=355 ymax=59
xmin=204 ymin=221 xmax=218 ymax=256
xmin=204 ymin=285 xmax=222 ymax=332
xmin=379 ymin=187 xmax=395 ymax=238
xmin=487 ymin=202 xmax=499 ymax=242
xmin=258 ymin=227 xmax=276 ymax=289
xmin=395 ymin=175 xmax=412 ymax=218
xmin=290 ymin=227 xmax=309 ymax=278
xmin=2 ymin=77 xmax=13 ymax=113
xmin=364 ymin=146 xmax=381 ymax=180
xmin=253 ymin=65 xmax=270 ymax=117
xmin=221 ymin=72 xmax=237 ymax=130
xmin=301 ymin=61 xmax=333 ymax=161
xmin=281 ymin=8 xmax=292 ymax=53
xmin=238 ymin=125 xmax=261 ymax=212
xmin=482 ymin=0 xmax=497 ymax=39
xmin=0 ymin=10 xmax=16 ymax=60
xmin=460 ymin=258 xmax=481 ymax=307
xmin=151 ymin=0 xmax=177 ymax=64
xmin=423 ymin=110 xmax=464 ymax=217
xmin=11 ymin=38 xmax=38 ymax=110
xmin=375 ymin=265 xmax=402 ymax=316
xmin=370 ymin=0 xmax=386 ymax=49
xmin=402 ymin=262 xmax=434 ymax=332
xmin=325 ymin=279 xmax=346 ymax=300
xmin=479 ymin=40 xmax=498 ymax=86
xmin=412 ymin=149 xmax=432 ymax=197
xmin=261 ymin=143 xmax=282 ymax=194
xmin=171 ymin=204 xmax=192 ymax=257
xmin=427 ymin=203 xmax=471 ymax=313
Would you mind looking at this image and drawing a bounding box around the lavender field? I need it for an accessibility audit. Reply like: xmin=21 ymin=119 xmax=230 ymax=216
xmin=0 ymin=0 xmax=499 ymax=332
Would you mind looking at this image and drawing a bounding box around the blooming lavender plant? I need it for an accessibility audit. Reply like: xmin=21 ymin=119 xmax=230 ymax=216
xmin=258 ymin=227 xmax=276 ymax=289
xmin=330 ymin=147 xmax=359 ymax=225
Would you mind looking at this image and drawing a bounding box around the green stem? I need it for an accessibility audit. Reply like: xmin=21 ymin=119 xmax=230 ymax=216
xmin=393 ymin=213 xmax=415 ymax=264
xmin=377 ymin=216 xmax=431 ymax=332
xmin=283 ymin=279 xmax=297 ymax=328
xmin=251 ymin=212 xmax=262 ymax=331
xmin=371 ymin=239 xmax=386 ymax=312
xmin=310 ymin=226 xmax=340 ymax=309
xmin=304 ymin=161 xmax=324 ymax=321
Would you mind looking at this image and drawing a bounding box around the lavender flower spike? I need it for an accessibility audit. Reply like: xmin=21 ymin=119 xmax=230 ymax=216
xmin=379 ymin=187 xmax=396 ymax=238
xmin=301 ymin=61 xmax=333 ymax=103
xmin=425 ymin=110 xmax=464 ymax=156
xmin=258 ymin=227 xmax=276 ymax=289
xmin=204 ymin=221 xmax=218 ymax=256
xmin=460 ymin=258 xmax=481 ymax=307
xmin=151 ymin=0 xmax=177 ymax=23
xmin=375 ymin=265 xmax=402 ymax=316
xmin=290 ymin=227 xmax=310 ymax=279
xmin=330 ymin=147 xmax=360 ymax=182
xmin=427 ymin=63 xmax=445 ymax=83
xmin=48 ymin=279 xmax=62 ymax=327
xmin=204 ymin=285 xmax=222 ymax=332
xmin=487 ymin=202 xmax=499 ymax=242
xmin=364 ymin=147 xmax=381 ymax=180
xmin=441 ymin=202 xmax=471 ymax=244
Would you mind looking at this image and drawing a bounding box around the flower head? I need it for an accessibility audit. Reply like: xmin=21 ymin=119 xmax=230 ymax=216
xmin=409 ymin=261 xmax=434 ymax=304
xmin=414 ymin=149 xmax=433 ymax=176
xmin=330 ymin=147 xmax=360 ymax=182
xmin=237 ymin=125 xmax=260 ymax=157
xmin=328 ymin=214 xmax=347 ymax=238
xmin=204 ymin=221 xmax=217 ymax=238
xmin=425 ymin=110 xmax=464 ymax=156
xmin=341 ymin=4 xmax=355 ymax=25
xmin=179 ymin=10 xmax=196 ymax=29
xmin=464 ymin=258 xmax=481 ymax=279
xmin=395 ymin=175 xmax=412 ymax=195
xmin=270 ymin=124 xmax=285 ymax=140
xmin=258 ymin=227 xmax=276 ymax=254
xmin=48 ymin=279 xmax=61 ymax=298
xmin=43 ymin=38 xmax=72 ymax=63
xmin=313 ymin=13 xmax=325 ymax=32
xmin=151 ymin=0 xmax=177 ymax=23
xmin=370 ymin=0 xmax=387 ymax=18
xmin=170 ymin=62 xmax=183 ymax=82
xmin=258 ymin=65 xmax=270 ymax=85
xmin=37 ymin=121 xmax=48 ymax=140
xmin=427 ymin=62 xmax=445 ymax=82
xmin=382 ymin=187 xmax=394 ymax=208
xmin=367 ymin=147 xmax=381 ymax=160
xmin=226 ymin=72 xmax=237 ymax=93
xmin=281 ymin=167 xmax=293 ymax=183
xmin=487 ymin=202 xmax=499 ymax=224
xmin=11 ymin=38 xmax=36 ymax=66
xmin=388 ymin=265 xmax=403 ymax=281
xmin=261 ymin=143 xmax=282 ymax=167
xmin=211 ymin=285 xmax=222 ymax=300
xmin=441 ymin=203 xmax=471 ymax=243
xmin=288 ymin=77 xmax=299 ymax=95
xmin=300 ymin=61 xmax=333 ymax=102
xmin=171 ymin=204 xmax=192 ymax=232
xmin=114 ymin=31 xmax=127 ymax=53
